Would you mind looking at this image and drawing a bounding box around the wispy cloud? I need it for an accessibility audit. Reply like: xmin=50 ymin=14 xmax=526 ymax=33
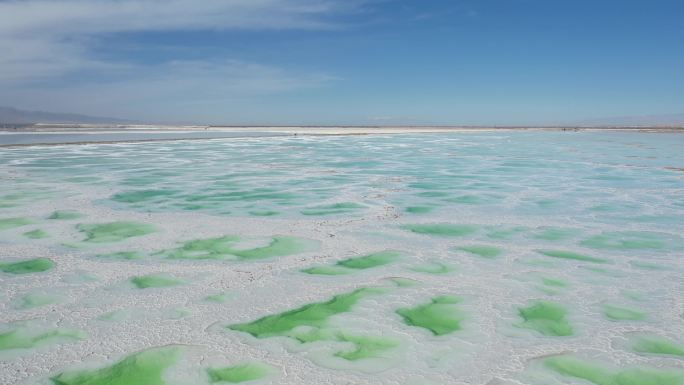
xmin=0 ymin=0 xmax=359 ymax=118
xmin=2 ymin=59 xmax=334 ymax=122
xmin=0 ymin=0 xmax=351 ymax=37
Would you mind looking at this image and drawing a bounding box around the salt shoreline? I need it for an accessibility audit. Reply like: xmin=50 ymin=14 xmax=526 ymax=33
xmin=2 ymin=125 xmax=682 ymax=147
xmin=3 ymin=124 xmax=684 ymax=133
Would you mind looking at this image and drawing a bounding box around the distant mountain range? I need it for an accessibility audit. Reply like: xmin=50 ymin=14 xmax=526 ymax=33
xmin=0 ymin=106 xmax=133 ymax=125
xmin=577 ymin=113 xmax=684 ymax=127
xmin=1 ymin=105 xmax=683 ymax=127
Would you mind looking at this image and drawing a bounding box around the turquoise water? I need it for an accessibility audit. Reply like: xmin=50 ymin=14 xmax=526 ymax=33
xmin=0 ymin=131 xmax=683 ymax=384
xmin=0 ymin=131 xmax=285 ymax=145
xmin=1 ymin=132 xmax=682 ymax=224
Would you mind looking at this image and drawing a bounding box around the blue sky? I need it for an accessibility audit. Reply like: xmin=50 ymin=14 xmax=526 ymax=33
xmin=1 ymin=0 xmax=682 ymax=125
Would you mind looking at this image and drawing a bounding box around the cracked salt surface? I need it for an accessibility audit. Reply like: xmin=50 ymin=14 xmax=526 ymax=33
xmin=1 ymin=131 xmax=683 ymax=384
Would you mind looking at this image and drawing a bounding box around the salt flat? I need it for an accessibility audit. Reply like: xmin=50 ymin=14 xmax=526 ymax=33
xmin=1 ymin=131 xmax=683 ymax=385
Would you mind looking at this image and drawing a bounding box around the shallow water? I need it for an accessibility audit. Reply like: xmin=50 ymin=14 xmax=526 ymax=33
xmin=0 ymin=131 xmax=286 ymax=145
xmin=0 ymin=131 xmax=683 ymax=384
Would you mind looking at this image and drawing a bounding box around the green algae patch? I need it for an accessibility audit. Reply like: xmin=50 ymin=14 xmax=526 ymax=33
xmin=183 ymin=188 xmax=296 ymax=205
xmin=621 ymin=290 xmax=646 ymax=302
xmin=98 ymin=310 xmax=130 ymax=322
xmin=167 ymin=308 xmax=190 ymax=320
xmin=537 ymin=286 xmax=560 ymax=296
xmin=111 ymin=189 xmax=177 ymax=203
xmin=0 ymin=191 xmax=52 ymax=208
xmin=406 ymin=206 xmax=434 ymax=214
xmin=536 ymin=277 xmax=568 ymax=295
xmin=337 ymin=250 xmax=402 ymax=270
xmin=517 ymin=301 xmax=573 ymax=337
xmin=206 ymin=293 xmax=231 ymax=303
xmin=48 ymin=211 xmax=83 ymax=220
xmin=0 ymin=258 xmax=54 ymax=274
xmin=301 ymin=265 xmax=351 ymax=276
xmin=544 ymin=355 xmax=684 ymax=385
xmin=542 ymin=277 xmax=567 ymax=288
xmin=447 ymin=194 xmax=484 ymax=204
xmin=52 ymin=346 xmax=182 ymax=385
xmin=533 ymin=227 xmax=581 ymax=241
xmin=228 ymin=288 xmax=383 ymax=339
xmin=456 ymin=245 xmax=502 ymax=259
xmin=17 ymin=293 xmax=60 ymax=309
xmin=131 ymin=274 xmax=183 ymax=289
xmin=417 ymin=191 xmax=449 ymax=198
xmin=301 ymin=202 xmax=366 ymax=216
xmin=24 ymin=229 xmax=49 ymax=239
xmin=585 ymin=266 xmax=624 ymax=277
xmin=207 ymin=362 xmax=272 ymax=383
xmin=248 ymin=210 xmax=279 ymax=217
xmin=65 ymin=176 xmax=102 ymax=184
xmin=231 ymin=236 xmax=318 ymax=260
xmin=95 ymin=251 xmax=143 ymax=260
xmin=485 ymin=226 xmax=527 ymax=239
xmin=580 ymin=231 xmax=670 ymax=250
xmin=0 ymin=217 xmax=34 ymax=230
xmin=402 ymin=223 xmax=477 ymax=237
xmin=408 ymin=182 xmax=450 ymax=190
xmin=631 ymin=335 xmax=684 ymax=357
xmin=387 ymin=277 xmax=419 ymax=287
xmin=537 ymin=249 xmax=607 ymax=264
xmin=396 ymin=295 xmax=465 ymax=336
xmin=410 ymin=261 xmax=453 ymax=274
xmin=603 ymin=304 xmax=646 ymax=321
xmin=158 ymin=236 xmax=240 ymax=260
xmin=334 ymin=334 xmax=399 ymax=361
xmin=285 ymin=328 xmax=399 ymax=363
xmin=0 ymin=327 xmax=83 ymax=351
xmin=302 ymin=251 xmax=402 ymax=276
xmin=78 ymin=221 xmax=156 ymax=243
xmin=158 ymin=235 xmax=318 ymax=261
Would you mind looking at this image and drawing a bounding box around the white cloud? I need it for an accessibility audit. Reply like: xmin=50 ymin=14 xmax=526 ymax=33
xmin=0 ymin=0 xmax=358 ymax=116
xmin=0 ymin=0 xmax=349 ymax=37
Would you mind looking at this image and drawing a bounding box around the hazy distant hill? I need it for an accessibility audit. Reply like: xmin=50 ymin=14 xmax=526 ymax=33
xmin=577 ymin=114 xmax=684 ymax=127
xmin=0 ymin=106 xmax=133 ymax=125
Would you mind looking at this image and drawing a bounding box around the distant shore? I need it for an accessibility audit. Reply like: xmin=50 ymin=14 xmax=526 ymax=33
xmin=2 ymin=123 xmax=684 ymax=133
xmin=1 ymin=124 xmax=682 ymax=147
